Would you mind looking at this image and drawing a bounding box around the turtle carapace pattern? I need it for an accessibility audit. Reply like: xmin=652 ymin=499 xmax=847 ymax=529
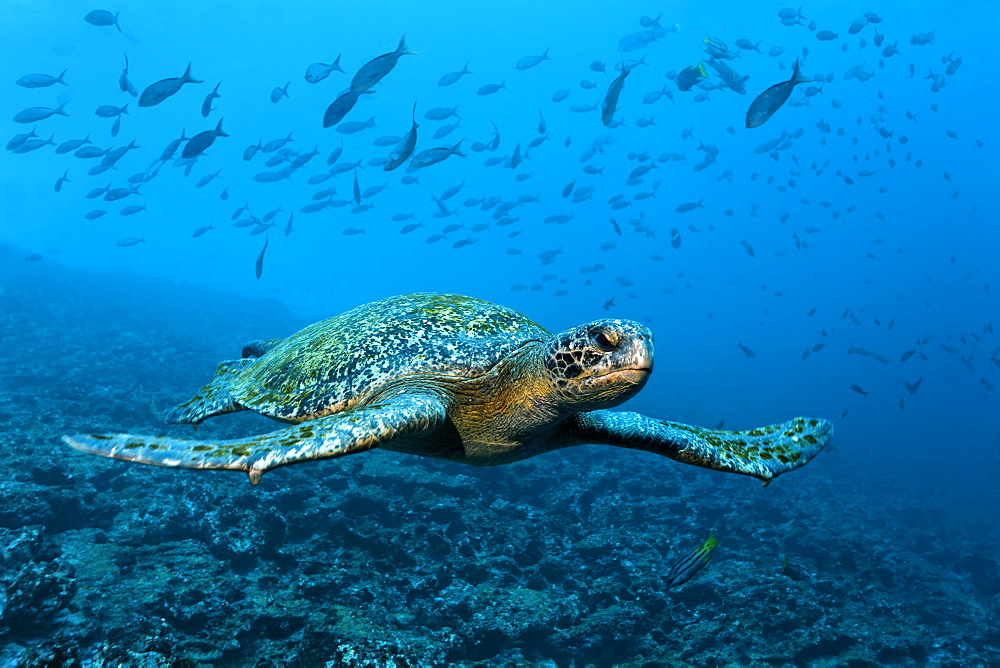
xmin=63 ymin=293 xmax=832 ymax=486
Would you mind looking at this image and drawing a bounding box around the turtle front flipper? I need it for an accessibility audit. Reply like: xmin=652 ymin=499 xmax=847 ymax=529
xmin=163 ymin=358 xmax=256 ymax=424
xmin=64 ymin=392 xmax=448 ymax=485
xmin=567 ymin=411 xmax=832 ymax=485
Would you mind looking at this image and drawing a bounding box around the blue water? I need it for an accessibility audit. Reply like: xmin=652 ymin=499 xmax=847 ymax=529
xmin=1 ymin=1 xmax=998 ymax=665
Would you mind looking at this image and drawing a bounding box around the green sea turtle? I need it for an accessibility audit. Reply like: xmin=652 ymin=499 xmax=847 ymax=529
xmin=63 ymin=293 xmax=832 ymax=485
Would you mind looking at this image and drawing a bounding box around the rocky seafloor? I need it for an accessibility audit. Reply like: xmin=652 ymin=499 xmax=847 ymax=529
xmin=0 ymin=258 xmax=998 ymax=666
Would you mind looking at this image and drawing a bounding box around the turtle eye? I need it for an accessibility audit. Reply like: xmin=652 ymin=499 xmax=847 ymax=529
xmin=593 ymin=330 xmax=618 ymax=352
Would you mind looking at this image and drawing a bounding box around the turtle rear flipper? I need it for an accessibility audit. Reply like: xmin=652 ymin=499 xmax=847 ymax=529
xmin=163 ymin=358 xmax=255 ymax=424
xmin=568 ymin=411 xmax=832 ymax=485
xmin=64 ymin=391 xmax=449 ymax=484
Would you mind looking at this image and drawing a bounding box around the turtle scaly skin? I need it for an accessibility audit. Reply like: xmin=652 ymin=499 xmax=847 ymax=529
xmin=64 ymin=293 xmax=832 ymax=486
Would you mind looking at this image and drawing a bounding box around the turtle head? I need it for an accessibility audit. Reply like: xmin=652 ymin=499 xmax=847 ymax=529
xmin=542 ymin=319 xmax=653 ymax=411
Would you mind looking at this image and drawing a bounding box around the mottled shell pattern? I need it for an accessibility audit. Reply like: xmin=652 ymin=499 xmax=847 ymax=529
xmin=231 ymin=293 xmax=551 ymax=422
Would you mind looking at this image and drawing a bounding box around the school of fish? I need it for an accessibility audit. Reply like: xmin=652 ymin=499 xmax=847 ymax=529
xmin=7 ymin=7 xmax=983 ymax=416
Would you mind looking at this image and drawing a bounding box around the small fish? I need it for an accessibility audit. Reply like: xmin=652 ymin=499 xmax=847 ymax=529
xmin=815 ymin=30 xmax=838 ymax=41
xmin=192 ymin=225 xmax=213 ymax=237
xmin=409 ymin=140 xmax=464 ymax=169
xmin=85 ymin=209 xmax=107 ymax=220
xmin=54 ymin=171 xmax=70 ymax=192
xmin=119 ymin=54 xmax=137 ymax=96
xmin=432 ymin=120 xmax=461 ymax=139
xmin=424 ymin=106 xmax=460 ymax=121
xmin=438 ymin=62 xmax=471 ymax=87
xmin=477 ymin=82 xmax=506 ymax=95
xmin=255 ymin=237 xmax=268 ymax=279
xmin=160 ymin=129 xmax=188 ymax=162
xmin=740 ymin=240 xmax=756 ymax=257
xmin=182 ymin=118 xmax=228 ymax=159
xmin=55 ymin=135 xmax=90 ymax=154
xmin=746 ymin=59 xmax=810 ymax=128
xmin=16 ymin=70 xmax=67 ymax=88
xmin=116 ymin=236 xmax=145 ymax=247
xmin=269 ymin=82 xmax=290 ymax=103
xmin=384 ymin=104 xmax=419 ymax=173
xmin=900 ymin=349 xmax=916 ymax=362
xmin=850 ymin=384 xmax=870 ymax=396
xmin=737 ymin=342 xmax=756 ymax=358
xmin=675 ymin=200 xmax=704 ymax=213
xmin=195 ymin=169 xmax=222 ymax=188
xmin=676 ymin=63 xmax=708 ymax=92
xmin=201 ymin=82 xmax=221 ymax=118
xmin=665 ymin=536 xmax=719 ymax=588
xmin=337 ymin=115 xmax=377 ymax=135
xmin=601 ymin=59 xmax=631 ymax=126
xmin=902 ymin=377 xmax=923 ymax=396
xmin=7 ymin=129 xmax=37 ymax=151
xmin=515 ymin=48 xmax=550 ymax=70
xmin=509 ymin=142 xmax=523 ymax=169
xmin=139 ymin=63 xmax=202 ymax=107
xmin=304 ymin=55 xmax=344 ymax=84
xmin=119 ymin=203 xmax=147 ymax=215
xmin=551 ymin=89 xmax=569 ymax=102
xmin=322 ymin=90 xmax=371 ymax=128
xmin=13 ymin=104 xmax=68 ymax=124
xmin=12 ymin=135 xmax=55 ymax=153
xmin=84 ymin=9 xmax=121 ymax=30
xmin=351 ymin=35 xmax=417 ymax=93
xmin=780 ymin=554 xmax=810 ymax=581
xmin=95 ymin=103 xmax=128 ymax=118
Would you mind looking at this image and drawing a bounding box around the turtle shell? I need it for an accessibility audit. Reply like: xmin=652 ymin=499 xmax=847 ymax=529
xmin=229 ymin=293 xmax=550 ymax=421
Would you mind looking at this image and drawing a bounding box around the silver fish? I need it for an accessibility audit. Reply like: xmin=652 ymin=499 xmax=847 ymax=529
xmin=438 ymin=62 xmax=470 ymax=87
xmin=269 ymin=82 xmax=290 ymax=103
xmin=351 ymin=35 xmax=416 ymax=93
xmin=305 ymin=55 xmax=343 ymax=84
xmin=746 ymin=59 xmax=810 ymax=128
xmin=119 ymin=55 xmax=137 ymax=96
xmin=13 ymin=135 xmax=55 ymax=153
xmin=336 ymin=115 xmax=376 ymax=135
xmin=182 ymin=118 xmax=228 ymax=159
xmin=323 ymin=89 xmax=372 ymax=128
xmin=515 ymin=48 xmax=550 ymax=70
xmin=139 ymin=63 xmax=202 ymax=107
xmin=255 ymin=237 xmax=268 ymax=279
xmin=16 ymin=70 xmax=67 ymax=88
xmin=201 ymin=82 xmax=221 ymax=118
xmin=95 ymin=103 xmax=128 ymax=118
xmin=84 ymin=9 xmax=120 ymax=30
xmin=409 ymin=140 xmax=464 ymax=169
xmin=7 ymin=129 xmax=37 ymax=151
xmin=601 ymin=60 xmax=631 ymax=126
xmin=13 ymin=103 xmax=68 ymax=124
xmin=384 ymin=102 xmax=418 ymax=171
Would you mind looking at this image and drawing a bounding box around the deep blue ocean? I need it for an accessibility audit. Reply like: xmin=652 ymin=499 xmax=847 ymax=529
xmin=1 ymin=1 xmax=997 ymax=665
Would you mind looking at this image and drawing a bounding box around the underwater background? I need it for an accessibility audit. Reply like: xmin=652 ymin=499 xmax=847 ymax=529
xmin=1 ymin=0 xmax=998 ymax=665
